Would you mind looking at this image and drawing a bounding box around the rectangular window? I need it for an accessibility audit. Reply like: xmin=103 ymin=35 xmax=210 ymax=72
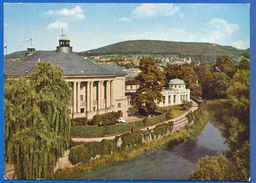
xmin=163 ymin=96 xmax=166 ymax=104
xmin=168 ymin=96 xmax=171 ymax=104
xmin=118 ymin=103 xmax=121 ymax=108
xmin=80 ymin=108 xmax=85 ymax=113
xmin=80 ymin=95 xmax=83 ymax=101
xmin=173 ymin=95 xmax=176 ymax=104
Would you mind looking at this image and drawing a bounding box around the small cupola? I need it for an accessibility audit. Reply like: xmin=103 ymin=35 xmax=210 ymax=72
xmin=56 ymin=33 xmax=73 ymax=53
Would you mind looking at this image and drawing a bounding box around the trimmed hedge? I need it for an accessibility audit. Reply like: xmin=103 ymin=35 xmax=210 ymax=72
xmin=89 ymin=112 xmax=120 ymax=126
xmin=121 ymin=131 xmax=143 ymax=148
xmin=69 ymin=145 xmax=89 ymax=165
xmin=71 ymin=118 xmax=88 ymax=126
xmin=71 ymin=113 xmax=166 ymax=137
xmin=153 ymin=123 xmax=169 ymax=137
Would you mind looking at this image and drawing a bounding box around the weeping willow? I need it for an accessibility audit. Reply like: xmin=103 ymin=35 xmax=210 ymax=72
xmin=4 ymin=62 xmax=71 ymax=179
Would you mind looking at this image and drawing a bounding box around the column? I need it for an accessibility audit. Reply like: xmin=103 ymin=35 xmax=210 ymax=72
xmin=110 ymin=80 xmax=114 ymax=107
xmin=73 ymin=81 xmax=77 ymax=114
xmin=77 ymin=81 xmax=81 ymax=113
xmin=86 ymin=81 xmax=90 ymax=113
xmin=97 ymin=81 xmax=103 ymax=110
xmin=106 ymin=80 xmax=111 ymax=108
xmin=90 ymin=81 xmax=94 ymax=111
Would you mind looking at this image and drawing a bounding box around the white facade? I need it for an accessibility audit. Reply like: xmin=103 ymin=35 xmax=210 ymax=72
xmin=158 ymin=78 xmax=190 ymax=107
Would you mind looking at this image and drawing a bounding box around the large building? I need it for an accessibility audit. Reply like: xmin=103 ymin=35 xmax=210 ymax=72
xmin=4 ymin=34 xmax=128 ymax=119
xmin=158 ymin=78 xmax=190 ymax=107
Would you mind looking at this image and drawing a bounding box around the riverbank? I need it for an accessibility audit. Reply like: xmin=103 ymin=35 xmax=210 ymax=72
xmin=51 ymin=105 xmax=209 ymax=180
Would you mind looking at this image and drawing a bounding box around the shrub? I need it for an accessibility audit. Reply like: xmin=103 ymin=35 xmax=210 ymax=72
xmin=166 ymin=109 xmax=174 ymax=120
xmin=168 ymin=121 xmax=174 ymax=132
xmin=69 ymin=145 xmax=89 ymax=165
xmin=84 ymin=139 xmax=117 ymax=158
xmin=121 ymin=131 xmax=143 ymax=148
xmin=70 ymin=114 xmax=166 ymax=137
xmin=89 ymin=112 xmax=120 ymax=126
xmin=127 ymin=107 xmax=137 ymax=116
xmin=71 ymin=117 xmax=88 ymax=126
xmin=153 ymin=123 xmax=169 ymax=137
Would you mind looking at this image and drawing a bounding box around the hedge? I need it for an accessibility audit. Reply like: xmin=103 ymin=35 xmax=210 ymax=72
xmin=121 ymin=131 xmax=143 ymax=148
xmin=69 ymin=145 xmax=89 ymax=165
xmin=71 ymin=118 xmax=88 ymax=126
xmin=89 ymin=112 xmax=120 ymax=126
xmin=71 ymin=113 xmax=166 ymax=137
xmin=153 ymin=123 xmax=169 ymax=137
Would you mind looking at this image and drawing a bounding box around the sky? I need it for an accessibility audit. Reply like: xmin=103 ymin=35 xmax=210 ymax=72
xmin=4 ymin=3 xmax=250 ymax=54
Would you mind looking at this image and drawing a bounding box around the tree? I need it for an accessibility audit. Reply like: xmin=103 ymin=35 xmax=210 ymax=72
xmin=191 ymin=67 xmax=250 ymax=181
xmin=214 ymin=55 xmax=236 ymax=78
xmin=132 ymin=57 xmax=165 ymax=116
xmin=165 ymin=64 xmax=202 ymax=97
xmin=4 ymin=62 xmax=71 ymax=179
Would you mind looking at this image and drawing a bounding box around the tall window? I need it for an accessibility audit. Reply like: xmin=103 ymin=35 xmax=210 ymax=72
xmin=168 ymin=95 xmax=171 ymax=104
xmin=173 ymin=95 xmax=176 ymax=104
xmin=163 ymin=96 xmax=166 ymax=104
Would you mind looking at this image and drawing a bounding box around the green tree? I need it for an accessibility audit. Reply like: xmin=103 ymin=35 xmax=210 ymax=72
xmin=214 ymin=55 xmax=236 ymax=78
xmin=191 ymin=67 xmax=250 ymax=181
xmin=4 ymin=62 xmax=71 ymax=179
xmin=132 ymin=57 xmax=165 ymax=116
xmin=211 ymin=72 xmax=231 ymax=98
xmin=165 ymin=64 xmax=202 ymax=97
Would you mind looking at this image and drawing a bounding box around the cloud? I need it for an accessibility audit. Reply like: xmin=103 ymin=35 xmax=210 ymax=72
xmin=45 ymin=5 xmax=85 ymax=20
xmin=120 ymin=17 xmax=131 ymax=22
xmin=120 ymin=3 xmax=181 ymax=22
xmin=200 ymin=18 xmax=239 ymax=43
xmin=47 ymin=20 xmax=68 ymax=30
xmin=231 ymin=40 xmax=249 ymax=49
xmin=132 ymin=3 xmax=180 ymax=18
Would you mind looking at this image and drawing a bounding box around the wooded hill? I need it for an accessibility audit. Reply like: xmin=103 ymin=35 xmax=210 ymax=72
xmin=79 ymin=40 xmax=248 ymax=58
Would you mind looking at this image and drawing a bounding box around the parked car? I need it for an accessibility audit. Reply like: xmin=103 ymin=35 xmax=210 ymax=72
xmin=118 ymin=117 xmax=126 ymax=123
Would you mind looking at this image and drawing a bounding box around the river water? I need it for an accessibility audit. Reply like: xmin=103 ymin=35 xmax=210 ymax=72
xmin=79 ymin=122 xmax=227 ymax=180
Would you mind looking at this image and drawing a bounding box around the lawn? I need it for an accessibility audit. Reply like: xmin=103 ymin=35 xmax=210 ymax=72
xmin=162 ymin=105 xmax=187 ymax=118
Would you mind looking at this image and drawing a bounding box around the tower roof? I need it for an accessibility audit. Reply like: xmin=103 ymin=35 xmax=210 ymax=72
xmin=169 ymin=78 xmax=185 ymax=85
xmin=59 ymin=34 xmax=70 ymax=41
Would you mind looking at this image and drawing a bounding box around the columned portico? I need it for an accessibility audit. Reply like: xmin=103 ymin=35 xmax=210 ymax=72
xmin=67 ymin=78 xmax=125 ymax=119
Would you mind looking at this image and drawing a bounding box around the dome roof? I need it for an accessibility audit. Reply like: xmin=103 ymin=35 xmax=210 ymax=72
xmin=169 ymin=78 xmax=185 ymax=85
xmin=59 ymin=34 xmax=70 ymax=41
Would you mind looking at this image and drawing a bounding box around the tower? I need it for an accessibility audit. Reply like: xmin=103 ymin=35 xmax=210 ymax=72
xmin=56 ymin=33 xmax=73 ymax=53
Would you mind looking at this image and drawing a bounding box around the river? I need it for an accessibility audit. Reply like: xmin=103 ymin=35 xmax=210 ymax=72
xmin=79 ymin=122 xmax=227 ymax=180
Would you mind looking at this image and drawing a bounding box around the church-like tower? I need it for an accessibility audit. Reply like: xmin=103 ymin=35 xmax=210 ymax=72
xmin=56 ymin=34 xmax=73 ymax=53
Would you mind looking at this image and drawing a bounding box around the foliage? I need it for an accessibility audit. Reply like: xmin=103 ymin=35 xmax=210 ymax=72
xmin=69 ymin=145 xmax=88 ymax=165
xmin=84 ymin=139 xmax=117 ymax=158
xmin=89 ymin=112 xmax=120 ymax=126
xmin=71 ymin=118 xmax=88 ymax=126
xmin=214 ymin=55 xmax=236 ymax=78
xmin=165 ymin=64 xmax=202 ymax=97
xmin=190 ymin=154 xmax=230 ymax=180
xmin=132 ymin=57 xmax=165 ymax=116
xmin=79 ymin=40 xmax=243 ymax=62
xmin=121 ymin=131 xmax=143 ymax=148
xmin=153 ymin=123 xmax=169 ymax=137
xmin=4 ymin=62 xmax=71 ymax=179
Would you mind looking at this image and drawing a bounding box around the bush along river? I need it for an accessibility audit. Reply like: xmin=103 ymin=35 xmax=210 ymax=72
xmin=78 ymin=121 xmax=227 ymax=180
xmin=52 ymin=106 xmax=227 ymax=180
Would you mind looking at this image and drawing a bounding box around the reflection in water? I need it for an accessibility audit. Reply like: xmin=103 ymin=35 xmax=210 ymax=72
xmin=78 ymin=122 xmax=227 ymax=180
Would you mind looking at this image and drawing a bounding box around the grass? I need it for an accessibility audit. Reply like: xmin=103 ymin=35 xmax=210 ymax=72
xmin=51 ymin=106 xmax=209 ymax=180
xmin=162 ymin=105 xmax=187 ymax=118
